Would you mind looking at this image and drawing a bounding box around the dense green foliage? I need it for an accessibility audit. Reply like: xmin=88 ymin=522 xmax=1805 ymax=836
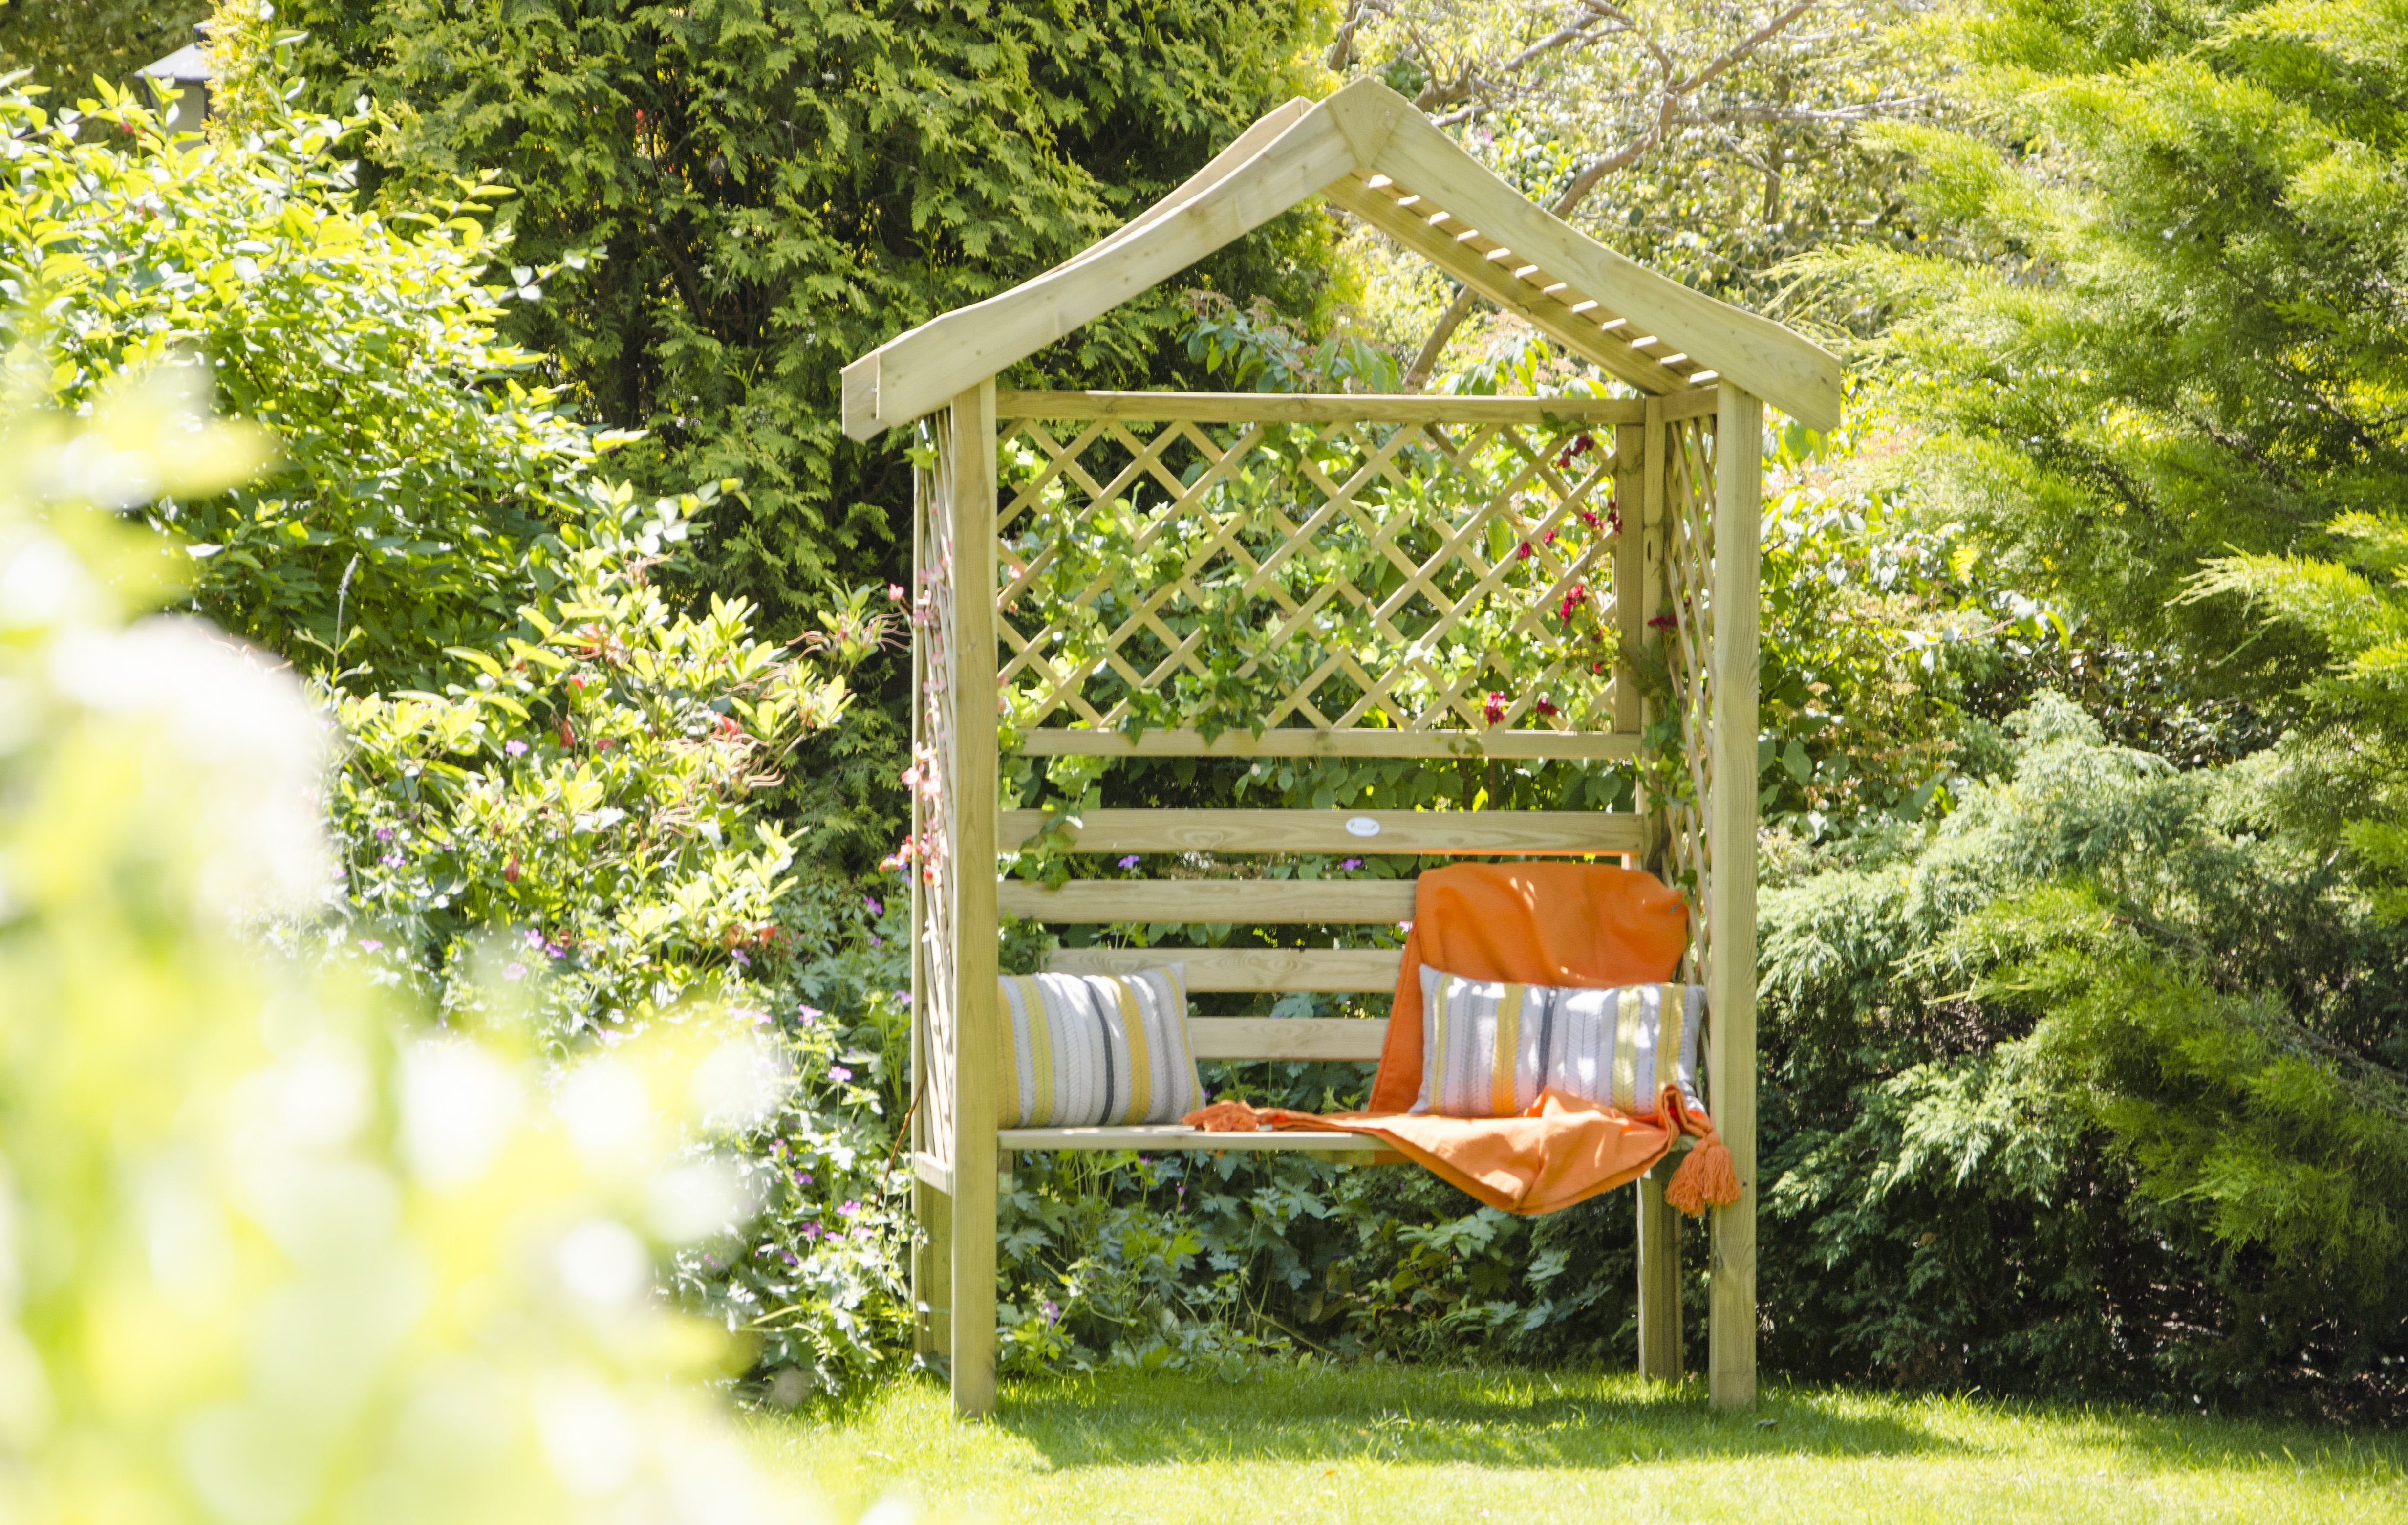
xmin=0 ymin=0 xmax=204 ymax=90
xmin=1 ymin=85 xmax=623 ymax=691
xmin=265 ymin=0 xmax=1343 ymax=636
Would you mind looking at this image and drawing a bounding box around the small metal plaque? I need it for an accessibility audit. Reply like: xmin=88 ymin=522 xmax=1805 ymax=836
xmin=1344 ymin=816 xmax=1382 ymax=838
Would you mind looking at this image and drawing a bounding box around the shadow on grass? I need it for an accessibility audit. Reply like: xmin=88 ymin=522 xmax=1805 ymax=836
xmin=988 ymin=1366 xmax=1966 ymax=1470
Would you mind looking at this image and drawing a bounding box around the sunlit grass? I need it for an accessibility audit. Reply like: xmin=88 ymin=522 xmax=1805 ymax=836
xmin=749 ymin=1365 xmax=2408 ymax=1524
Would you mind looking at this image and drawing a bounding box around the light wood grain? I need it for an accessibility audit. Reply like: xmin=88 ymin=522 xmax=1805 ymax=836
xmin=997 ymin=390 xmax=1644 ymax=424
xmin=1046 ymin=946 xmax=1404 ymax=992
xmin=1001 ymin=878 xmax=1417 ymax=924
xmin=1367 ymin=105 xmax=1843 ymax=431
xmin=1000 ymin=808 xmax=1642 ymax=855
xmin=1613 ymin=422 xmax=1645 ymax=733
xmin=1188 ymin=1016 xmax=1388 ymax=1060
xmin=1708 ymin=384 xmax=1762 ymax=1412
xmin=1325 ymin=176 xmax=1696 ymax=399
xmin=949 ymin=381 xmax=1002 ymax=1417
xmin=1638 ymin=1167 xmax=1682 ymax=1381
xmin=999 ymin=1123 xmax=1396 ymax=1158
xmin=843 ymin=85 xmax=1380 ymax=438
xmin=1013 ymin=727 xmax=1641 ymax=761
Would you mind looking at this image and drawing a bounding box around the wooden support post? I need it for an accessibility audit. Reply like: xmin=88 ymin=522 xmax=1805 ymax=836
xmin=1611 ymin=422 xmax=1645 ymax=735
xmin=949 ymin=379 xmax=1002 ymax=1417
xmin=1637 ymin=1161 xmax=1683 ymax=1381
xmin=1637 ymin=399 xmax=1670 ymax=874
xmin=1707 ymin=385 xmax=1762 ymax=1411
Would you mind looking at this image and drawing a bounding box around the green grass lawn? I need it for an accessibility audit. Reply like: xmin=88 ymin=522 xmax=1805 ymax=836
xmin=748 ymin=1366 xmax=2408 ymax=1524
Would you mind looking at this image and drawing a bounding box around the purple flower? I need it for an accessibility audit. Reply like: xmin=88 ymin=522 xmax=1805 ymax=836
xmin=373 ymin=827 xmax=394 ymax=842
xmin=505 ymin=739 xmax=528 ymax=757
xmin=379 ymin=851 xmax=404 ymax=868
xmin=503 ymin=962 xmax=527 ymax=981
xmin=797 ymin=1002 xmax=823 ymax=1023
xmin=1041 ymin=1299 xmax=1061 ymax=1325
xmin=524 ymin=929 xmax=546 ymax=949
xmin=1339 ymin=857 xmax=1362 ymax=871
xmin=801 ymin=1222 xmax=822 ymax=1240
xmin=545 ymin=942 xmax=566 ymax=959
xmin=828 ymin=1064 xmax=853 ymax=1083
xmin=868 ymin=936 xmax=882 ymax=948
xmin=897 ymin=991 xmax=912 ymax=1007
xmin=780 ymin=1249 xmax=800 ymax=1267
xmin=791 ymin=1169 xmax=812 ymax=1184
xmin=731 ymin=947 xmax=751 ymax=968
xmin=1118 ymin=854 xmax=1141 ymax=869
xmin=865 ymin=894 xmax=884 ymax=916
xmin=839 ymin=1199 xmax=860 ymax=1216
xmin=358 ymin=937 xmax=385 ymax=953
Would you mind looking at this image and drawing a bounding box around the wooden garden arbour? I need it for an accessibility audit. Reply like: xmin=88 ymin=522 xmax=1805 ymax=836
xmin=843 ymin=78 xmax=1842 ymax=1417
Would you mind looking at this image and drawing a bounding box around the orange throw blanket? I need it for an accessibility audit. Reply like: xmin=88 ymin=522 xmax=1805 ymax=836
xmin=1188 ymin=862 xmax=1742 ymax=1217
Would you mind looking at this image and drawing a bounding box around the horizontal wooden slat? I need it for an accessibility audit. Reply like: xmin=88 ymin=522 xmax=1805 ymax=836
xmin=911 ymin=1151 xmax=952 ymax=1195
xmin=1001 ymin=807 xmax=1641 ymax=856
xmin=1000 ymin=879 xmax=1415 ymax=923
xmin=1045 ymin=947 xmax=1403 ymax=991
xmin=1189 ymin=1017 xmax=1388 ymax=1060
xmin=998 ymin=1123 xmax=1401 ymax=1161
xmin=1011 ymin=727 xmax=1641 ymax=761
xmin=998 ymin=390 xmax=1645 ymax=425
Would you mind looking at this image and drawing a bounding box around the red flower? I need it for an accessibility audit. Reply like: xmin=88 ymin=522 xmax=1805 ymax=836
xmin=1535 ymin=697 xmax=1560 ymax=717
xmin=1517 ymin=540 xmax=1534 ymax=560
xmin=1648 ymin=612 xmax=1677 ymax=630
xmin=1558 ymin=584 xmax=1587 ymax=622
xmin=1483 ymin=692 xmax=1506 ymax=725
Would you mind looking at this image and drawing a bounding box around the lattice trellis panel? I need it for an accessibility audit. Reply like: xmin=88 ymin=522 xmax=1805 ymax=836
xmin=1658 ymin=414 xmax=1719 ymax=988
xmin=995 ymin=406 xmax=1635 ymax=740
xmin=908 ymin=421 xmax=961 ymax=1173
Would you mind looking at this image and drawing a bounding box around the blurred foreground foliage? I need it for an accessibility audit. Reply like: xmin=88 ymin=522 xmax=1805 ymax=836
xmin=0 ymin=371 xmax=800 ymax=1519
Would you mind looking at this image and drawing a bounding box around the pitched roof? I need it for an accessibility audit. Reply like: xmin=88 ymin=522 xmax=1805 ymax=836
xmin=841 ymin=79 xmax=1842 ymax=439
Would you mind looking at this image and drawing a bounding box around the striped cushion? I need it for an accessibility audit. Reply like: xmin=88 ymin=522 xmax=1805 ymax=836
xmin=997 ymin=967 xmax=1203 ymax=1127
xmin=1412 ymin=965 xmax=1705 ymax=1119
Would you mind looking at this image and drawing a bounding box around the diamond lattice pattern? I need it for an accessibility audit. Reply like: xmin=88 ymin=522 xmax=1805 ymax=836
xmin=996 ymin=411 xmax=1631 ymax=738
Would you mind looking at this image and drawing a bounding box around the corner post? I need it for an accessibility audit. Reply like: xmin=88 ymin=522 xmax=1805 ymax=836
xmin=948 ymin=379 xmax=1002 ymax=1416
xmin=1707 ymin=385 xmax=1762 ymax=1411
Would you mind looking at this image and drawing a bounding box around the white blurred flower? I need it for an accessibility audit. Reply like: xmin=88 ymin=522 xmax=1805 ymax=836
xmin=645 ymin=1159 xmax=755 ymax=1245
xmin=688 ymin=1037 xmax=790 ymax=1133
xmin=48 ymin=618 xmax=331 ymax=917
xmin=557 ymin=1057 xmax=656 ymax=1170
xmin=401 ymin=1041 xmax=525 ymax=1190
xmin=556 ymin=1219 xmax=652 ymax=1309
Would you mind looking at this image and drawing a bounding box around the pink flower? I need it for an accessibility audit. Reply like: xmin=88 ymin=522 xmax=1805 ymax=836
xmin=503 ymin=962 xmax=527 ymax=981
xmin=358 ymin=937 xmax=384 ymax=952
xmin=505 ymin=739 xmax=528 ymax=756
xmin=828 ymin=1064 xmax=852 ymax=1083
xmin=887 ymin=583 xmax=906 ymax=601
xmin=797 ymin=1002 xmax=822 ymax=1023
xmin=839 ymin=1199 xmax=861 ymax=1216
xmin=1338 ymin=858 xmax=1362 ymax=871
xmin=1118 ymin=854 xmax=1141 ymax=869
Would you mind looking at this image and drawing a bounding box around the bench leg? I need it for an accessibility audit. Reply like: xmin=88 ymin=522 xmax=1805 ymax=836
xmin=1637 ymin=1167 xmax=1683 ymax=1380
xmin=950 ymin=1130 xmax=997 ymax=1416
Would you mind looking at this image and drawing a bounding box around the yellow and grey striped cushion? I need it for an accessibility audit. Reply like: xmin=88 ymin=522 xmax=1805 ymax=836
xmin=996 ymin=966 xmax=1203 ymax=1127
xmin=1412 ymin=965 xmax=1705 ymax=1119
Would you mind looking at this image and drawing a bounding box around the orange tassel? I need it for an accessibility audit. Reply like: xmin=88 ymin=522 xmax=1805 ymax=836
xmin=1663 ymin=1133 xmax=1741 ymax=1216
xmin=1183 ymin=1099 xmax=1264 ymax=1133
